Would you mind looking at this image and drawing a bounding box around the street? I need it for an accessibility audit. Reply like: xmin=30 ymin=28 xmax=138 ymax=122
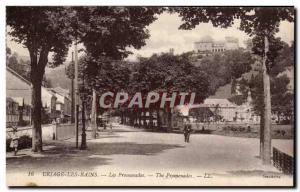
xmin=6 ymin=123 xmax=293 ymax=186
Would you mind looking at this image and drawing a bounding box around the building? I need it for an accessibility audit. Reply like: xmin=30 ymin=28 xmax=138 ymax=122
xmin=47 ymin=87 xmax=72 ymax=122
xmin=194 ymin=35 xmax=239 ymax=54
xmin=224 ymin=36 xmax=239 ymax=50
xmin=6 ymin=67 xmax=57 ymax=125
xmin=177 ymin=92 xmax=260 ymax=125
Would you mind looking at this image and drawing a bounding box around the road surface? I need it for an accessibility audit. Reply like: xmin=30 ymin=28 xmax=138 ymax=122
xmin=7 ymin=124 xmax=293 ymax=186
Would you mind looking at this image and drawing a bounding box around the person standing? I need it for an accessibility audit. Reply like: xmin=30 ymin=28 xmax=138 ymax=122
xmin=183 ymin=125 xmax=188 ymax=142
xmin=10 ymin=126 xmax=19 ymax=156
xmin=183 ymin=124 xmax=192 ymax=143
xmin=186 ymin=124 xmax=192 ymax=143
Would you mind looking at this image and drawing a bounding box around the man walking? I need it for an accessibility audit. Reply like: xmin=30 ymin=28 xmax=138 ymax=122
xmin=183 ymin=123 xmax=192 ymax=143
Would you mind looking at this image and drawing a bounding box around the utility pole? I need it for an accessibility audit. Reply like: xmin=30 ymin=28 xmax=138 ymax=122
xmin=91 ymin=89 xmax=97 ymax=139
xmin=80 ymin=75 xmax=87 ymax=150
xmin=74 ymin=41 xmax=79 ymax=148
xmin=262 ymin=36 xmax=272 ymax=165
xmin=71 ymin=52 xmax=75 ymax=123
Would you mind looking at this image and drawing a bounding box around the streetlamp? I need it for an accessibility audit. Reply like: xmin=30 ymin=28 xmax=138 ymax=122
xmin=80 ymin=74 xmax=87 ymax=150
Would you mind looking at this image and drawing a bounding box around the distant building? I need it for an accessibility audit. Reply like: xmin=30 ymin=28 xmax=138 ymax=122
xmin=6 ymin=67 xmax=57 ymax=125
xmin=177 ymin=92 xmax=260 ymax=124
xmin=47 ymin=87 xmax=72 ymax=122
xmin=225 ymin=36 xmax=239 ymax=50
xmin=194 ymin=35 xmax=239 ymax=54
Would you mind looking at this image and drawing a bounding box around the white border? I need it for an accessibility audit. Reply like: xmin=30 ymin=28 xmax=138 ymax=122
xmin=0 ymin=1 xmax=298 ymax=192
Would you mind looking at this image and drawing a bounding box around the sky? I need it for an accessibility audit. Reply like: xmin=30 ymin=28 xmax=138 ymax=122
xmin=6 ymin=12 xmax=294 ymax=63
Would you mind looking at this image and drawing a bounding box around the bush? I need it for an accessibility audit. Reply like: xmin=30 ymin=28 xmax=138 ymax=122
xmin=17 ymin=120 xmax=30 ymax=127
xmin=6 ymin=138 xmax=12 ymax=152
xmin=6 ymin=135 xmax=32 ymax=152
xmin=18 ymin=135 xmax=32 ymax=150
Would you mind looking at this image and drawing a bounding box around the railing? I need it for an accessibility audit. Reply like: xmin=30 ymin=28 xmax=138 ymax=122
xmin=6 ymin=124 xmax=79 ymax=141
xmin=273 ymin=147 xmax=294 ymax=175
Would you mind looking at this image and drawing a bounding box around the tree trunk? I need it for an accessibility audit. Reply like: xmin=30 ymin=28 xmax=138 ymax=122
xmin=29 ymin=47 xmax=49 ymax=153
xmin=167 ymin=110 xmax=173 ymax=132
xmin=156 ymin=109 xmax=161 ymax=130
xmin=18 ymin=106 xmax=24 ymax=123
xmin=91 ymin=89 xmax=97 ymax=139
xmin=121 ymin=110 xmax=124 ymax=124
xmin=80 ymin=99 xmax=87 ymax=149
xmin=31 ymin=79 xmax=43 ymax=152
xmin=262 ymin=36 xmax=272 ymax=165
xmin=129 ymin=110 xmax=134 ymax=126
xmin=138 ymin=110 xmax=141 ymax=128
xmin=149 ymin=110 xmax=153 ymax=130
xmin=259 ymin=111 xmax=264 ymax=158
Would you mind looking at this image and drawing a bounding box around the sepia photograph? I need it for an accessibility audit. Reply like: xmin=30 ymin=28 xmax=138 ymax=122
xmin=5 ymin=6 xmax=295 ymax=187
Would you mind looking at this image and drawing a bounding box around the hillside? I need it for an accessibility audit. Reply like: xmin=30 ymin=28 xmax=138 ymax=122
xmin=45 ymin=66 xmax=71 ymax=90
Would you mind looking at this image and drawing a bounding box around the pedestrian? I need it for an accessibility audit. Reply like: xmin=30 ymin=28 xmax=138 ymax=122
xmin=183 ymin=124 xmax=188 ymax=142
xmin=186 ymin=124 xmax=192 ymax=143
xmin=183 ymin=124 xmax=192 ymax=143
xmin=10 ymin=126 xmax=19 ymax=156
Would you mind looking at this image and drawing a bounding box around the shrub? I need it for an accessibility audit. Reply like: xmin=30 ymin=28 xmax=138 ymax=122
xmin=18 ymin=135 xmax=32 ymax=150
xmin=6 ymin=138 xmax=12 ymax=152
xmin=17 ymin=120 xmax=30 ymax=127
xmin=6 ymin=135 xmax=32 ymax=152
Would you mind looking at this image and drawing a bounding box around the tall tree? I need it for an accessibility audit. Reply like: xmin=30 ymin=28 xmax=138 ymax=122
xmin=7 ymin=6 xmax=162 ymax=149
xmin=130 ymin=53 xmax=211 ymax=131
xmin=194 ymin=49 xmax=253 ymax=95
xmin=173 ymin=6 xmax=294 ymax=164
xmin=7 ymin=7 xmax=74 ymax=152
xmin=74 ymin=7 xmax=162 ymax=138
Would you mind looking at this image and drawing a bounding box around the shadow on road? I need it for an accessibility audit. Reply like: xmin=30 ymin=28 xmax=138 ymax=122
xmin=7 ymin=141 xmax=183 ymax=172
xmin=87 ymin=142 xmax=184 ymax=156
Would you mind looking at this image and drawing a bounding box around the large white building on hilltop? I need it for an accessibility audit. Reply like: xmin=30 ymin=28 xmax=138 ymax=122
xmin=194 ymin=35 xmax=239 ymax=54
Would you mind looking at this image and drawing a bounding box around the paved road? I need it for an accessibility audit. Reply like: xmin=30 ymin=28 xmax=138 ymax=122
xmin=7 ymin=124 xmax=293 ymax=186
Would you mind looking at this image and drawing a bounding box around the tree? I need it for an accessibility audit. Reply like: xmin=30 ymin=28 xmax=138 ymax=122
xmin=7 ymin=6 xmax=162 ymax=150
xmin=173 ymin=6 xmax=294 ymax=164
xmin=6 ymin=49 xmax=31 ymax=81
xmin=129 ymin=53 xmax=210 ymax=131
xmin=190 ymin=107 xmax=214 ymax=123
xmin=228 ymin=77 xmax=249 ymax=105
xmin=231 ymin=77 xmax=237 ymax=95
xmin=271 ymin=75 xmax=293 ymax=123
xmin=75 ymin=7 xmax=163 ymax=60
xmin=7 ymin=7 xmax=74 ymax=152
xmin=74 ymin=7 xmax=163 ymax=138
xmin=65 ymin=57 xmax=75 ymax=123
xmin=194 ymin=49 xmax=253 ymax=95
xmin=43 ymin=77 xmax=53 ymax=88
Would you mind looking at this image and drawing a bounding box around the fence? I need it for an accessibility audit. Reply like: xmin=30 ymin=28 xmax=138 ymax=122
xmin=6 ymin=124 xmax=79 ymax=141
xmin=273 ymin=147 xmax=294 ymax=175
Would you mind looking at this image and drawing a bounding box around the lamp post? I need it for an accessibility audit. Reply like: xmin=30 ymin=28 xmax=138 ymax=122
xmin=74 ymin=41 xmax=79 ymax=148
xmin=80 ymin=74 xmax=87 ymax=150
